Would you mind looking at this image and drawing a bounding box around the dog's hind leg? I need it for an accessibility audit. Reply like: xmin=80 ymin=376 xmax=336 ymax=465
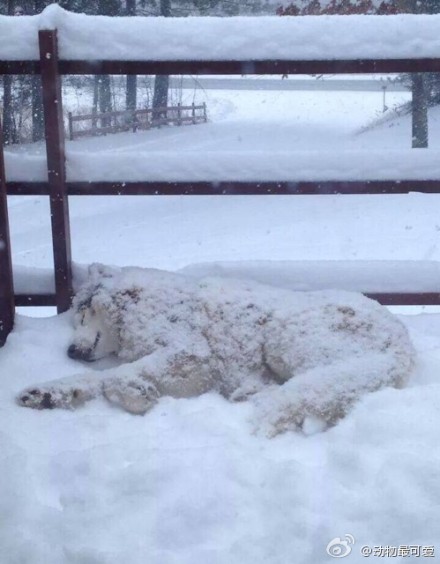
xmin=252 ymin=352 xmax=413 ymax=437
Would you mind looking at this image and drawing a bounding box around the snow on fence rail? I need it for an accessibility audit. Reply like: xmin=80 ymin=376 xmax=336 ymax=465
xmin=2 ymin=7 xmax=440 ymax=345
xmin=68 ymin=103 xmax=207 ymax=140
xmin=3 ymin=5 xmax=440 ymax=64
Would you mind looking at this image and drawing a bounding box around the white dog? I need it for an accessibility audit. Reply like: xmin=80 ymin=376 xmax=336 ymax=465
xmin=18 ymin=265 xmax=415 ymax=435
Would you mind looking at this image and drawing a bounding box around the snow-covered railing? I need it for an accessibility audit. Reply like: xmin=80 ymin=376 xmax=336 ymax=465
xmin=2 ymin=5 xmax=440 ymax=344
xmin=2 ymin=6 xmax=440 ymax=68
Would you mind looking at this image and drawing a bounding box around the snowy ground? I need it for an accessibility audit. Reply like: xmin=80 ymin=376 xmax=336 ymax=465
xmin=2 ymin=85 xmax=440 ymax=563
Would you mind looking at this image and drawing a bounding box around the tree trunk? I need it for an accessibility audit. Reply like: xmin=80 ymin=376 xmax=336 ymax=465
xmin=159 ymin=0 xmax=171 ymax=17
xmin=96 ymin=0 xmax=119 ymax=127
xmin=32 ymin=0 xmax=47 ymax=141
xmin=32 ymin=76 xmax=45 ymax=142
xmin=412 ymin=74 xmax=428 ymax=148
xmin=2 ymin=0 xmax=15 ymax=144
xmin=405 ymin=0 xmax=429 ymax=147
xmin=152 ymin=0 xmax=171 ymax=122
xmin=2 ymin=76 xmax=14 ymax=145
xmin=34 ymin=0 xmax=47 ymax=11
xmin=99 ymin=75 xmax=113 ymax=127
xmin=126 ymin=0 xmax=137 ymax=112
xmin=126 ymin=75 xmax=137 ymax=111
xmin=93 ymin=76 xmax=99 ymax=128
xmin=414 ymin=0 xmax=440 ymax=13
xmin=152 ymin=76 xmax=170 ymax=121
xmin=399 ymin=0 xmax=418 ymax=11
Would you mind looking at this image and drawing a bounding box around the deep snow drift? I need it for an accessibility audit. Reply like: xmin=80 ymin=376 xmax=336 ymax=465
xmin=2 ymin=306 xmax=440 ymax=564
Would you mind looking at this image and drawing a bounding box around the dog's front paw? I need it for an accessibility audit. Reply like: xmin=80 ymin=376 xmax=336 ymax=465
xmin=18 ymin=386 xmax=88 ymax=410
xmin=103 ymin=377 xmax=159 ymax=415
xmin=18 ymin=388 xmax=57 ymax=410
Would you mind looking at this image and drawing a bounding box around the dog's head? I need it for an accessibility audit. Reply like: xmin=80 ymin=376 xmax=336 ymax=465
xmin=68 ymin=264 xmax=122 ymax=362
xmin=68 ymin=284 xmax=120 ymax=362
xmin=67 ymin=263 xmax=184 ymax=363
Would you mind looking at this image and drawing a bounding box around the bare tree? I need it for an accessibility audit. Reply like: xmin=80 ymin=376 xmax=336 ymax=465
xmin=32 ymin=0 xmax=47 ymax=141
xmin=152 ymin=0 xmax=171 ymax=122
xmin=2 ymin=0 xmax=15 ymax=145
xmin=125 ymin=0 xmax=137 ymax=112
xmin=97 ymin=0 xmax=120 ymax=126
xmin=403 ymin=0 xmax=429 ymax=147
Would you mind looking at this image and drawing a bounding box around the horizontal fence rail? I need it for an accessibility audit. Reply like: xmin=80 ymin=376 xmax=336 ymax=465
xmin=14 ymin=294 xmax=57 ymax=307
xmin=7 ymin=181 xmax=440 ymax=197
xmin=11 ymin=293 xmax=440 ymax=308
xmin=3 ymin=58 xmax=440 ymax=76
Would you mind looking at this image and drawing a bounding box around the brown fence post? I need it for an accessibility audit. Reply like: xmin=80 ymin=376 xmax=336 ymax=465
xmin=39 ymin=30 xmax=73 ymax=313
xmin=203 ymin=102 xmax=207 ymax=122
xmin=0 ymin=117 xmax=14 ymax=346
xmin=192 ymin=103 xmax=196 ymax=125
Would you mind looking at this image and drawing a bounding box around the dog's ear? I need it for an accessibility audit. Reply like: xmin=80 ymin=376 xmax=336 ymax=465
xmin=73 ymin=283 xmax=106 ymax=312
xmin=114 ymin=287 xmax=142 ymax=306
xmin=88 ymin=263 xmax=106 ymax=279
xmin=88 ymin=263 xmax=118 ymax=282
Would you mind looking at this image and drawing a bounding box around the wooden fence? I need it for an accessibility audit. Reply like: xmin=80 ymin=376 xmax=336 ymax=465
xmin=68 ymin=103 xmax=207 ymax=140
xmin=2 ymin=27 xmax=440 ymax=345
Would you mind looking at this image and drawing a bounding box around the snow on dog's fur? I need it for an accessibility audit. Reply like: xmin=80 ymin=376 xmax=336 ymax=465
xmin=18 ymin=264 xmax=415 ymax=435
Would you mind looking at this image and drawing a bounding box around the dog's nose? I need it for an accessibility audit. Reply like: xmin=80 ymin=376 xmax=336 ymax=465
xmin=67 ymin=344 xmax=95 ymax=362
xmin=67 ymin=344 xmax=80 ymax=359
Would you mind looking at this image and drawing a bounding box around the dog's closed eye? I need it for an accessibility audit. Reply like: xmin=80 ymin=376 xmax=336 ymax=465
xmin=93 ymin=332 xmax=101 ymax=349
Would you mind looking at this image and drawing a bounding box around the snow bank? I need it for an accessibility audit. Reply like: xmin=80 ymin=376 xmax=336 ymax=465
xmin=4 ymin=150 xmax=48 ymax=183
xmin=7 ymin=148 xmax=440 ymax=183
xmin=181 ymin=260 xmax=440 ymax=293
xmin=65 ymin=148 xmax=440 ymax=182
xmin=13 ymin=265 xmax=55 ymax=294
xmin=12 ymin=259 xmax=440 ymax=296
xmin=12 ymin=263 xmax=88 ymax=294
xmin=2 ymin=5 xmax=440 ymax=62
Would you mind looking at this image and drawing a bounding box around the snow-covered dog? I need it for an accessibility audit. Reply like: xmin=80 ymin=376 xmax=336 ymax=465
xmin=18 ymin=265 xmax=415 ymax=435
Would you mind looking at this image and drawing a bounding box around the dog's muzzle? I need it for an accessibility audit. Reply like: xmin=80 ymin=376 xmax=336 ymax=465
xmin=67 ymin=344 xmax=94 ymax=362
